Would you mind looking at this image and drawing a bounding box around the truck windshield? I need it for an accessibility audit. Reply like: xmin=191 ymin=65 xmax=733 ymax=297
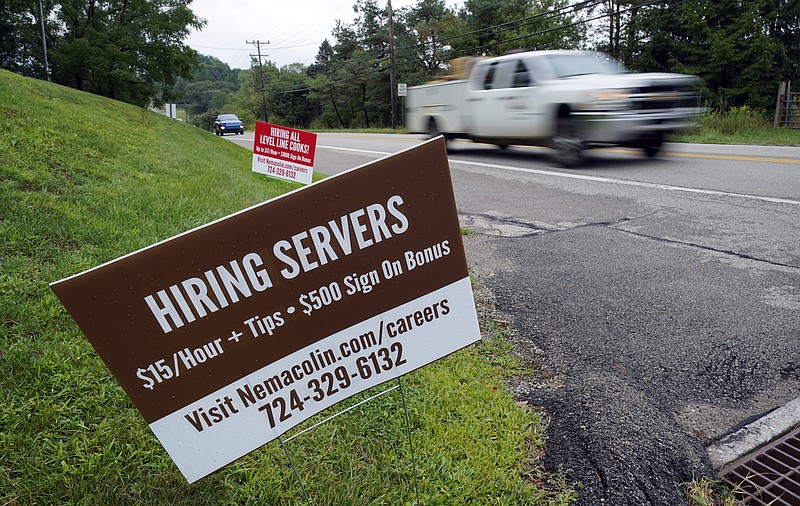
xmin=546 ymin=53 xmax=628 ymax=78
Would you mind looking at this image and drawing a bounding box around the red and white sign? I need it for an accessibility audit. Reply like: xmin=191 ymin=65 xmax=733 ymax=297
xmin=252 ymin=121 xmax=317 ymax=185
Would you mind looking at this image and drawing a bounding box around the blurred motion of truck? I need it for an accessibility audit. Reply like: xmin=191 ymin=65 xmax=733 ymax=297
xmin=406 ymin=50 xmax=703 ymax=166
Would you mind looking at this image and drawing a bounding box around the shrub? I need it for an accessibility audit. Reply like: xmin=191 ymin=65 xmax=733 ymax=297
xmin=699 ymin=106 xmax=770 ymax=134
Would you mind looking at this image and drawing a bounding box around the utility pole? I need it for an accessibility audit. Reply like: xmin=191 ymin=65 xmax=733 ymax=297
xmin=247 ymin=39 xmax=269 ymax=122
xmin=37 ymin=0 xmax=50 ymax=81
xmin=387 ymin=0 xmax=397 ymax=130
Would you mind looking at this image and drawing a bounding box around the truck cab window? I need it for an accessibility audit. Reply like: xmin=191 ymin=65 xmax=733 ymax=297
xmin=512 ymin=60 xmax=531 ymax=88
xmin=490 ymin=60 xmax=517 ymax=89
xmin=483 ymin=62 xmax=498 ymax=90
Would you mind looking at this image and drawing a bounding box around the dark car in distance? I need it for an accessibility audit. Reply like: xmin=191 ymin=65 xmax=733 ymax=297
xmin=213 ymin=114 xmax=245 ymax=136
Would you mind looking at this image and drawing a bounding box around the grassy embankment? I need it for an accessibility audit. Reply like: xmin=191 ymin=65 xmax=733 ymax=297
xmin=0 ymin=69 xmax=576 ymax=505
xmin=672 ymin=106 xmax=800 ymax=146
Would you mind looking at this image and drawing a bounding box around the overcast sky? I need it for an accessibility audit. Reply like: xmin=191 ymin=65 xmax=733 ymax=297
xmin=185 ymin=0 xmax=428 ymax=70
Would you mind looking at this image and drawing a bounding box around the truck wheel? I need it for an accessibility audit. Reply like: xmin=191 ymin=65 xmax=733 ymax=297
xmin=427 ymin=118 xmax=441 ymax=139
xmin=642 ymin=134 xmax=663 ymax=158
xmin=551 ymin=114 xmax=584 ymax=168
xmin=427 ymin=118 xmax=453 ymax=151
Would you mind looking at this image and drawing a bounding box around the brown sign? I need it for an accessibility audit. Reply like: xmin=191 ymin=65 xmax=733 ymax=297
xmin=51 ymin=138 xmax=480 ymax=482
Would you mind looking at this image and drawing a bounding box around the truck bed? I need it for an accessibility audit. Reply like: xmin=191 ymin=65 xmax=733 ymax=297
xmin=406 ymin=80 xmax=469 ymax=135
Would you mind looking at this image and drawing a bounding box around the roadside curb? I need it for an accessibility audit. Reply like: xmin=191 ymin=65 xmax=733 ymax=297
xmin=707 ymin=396 xmax=800 ymax=469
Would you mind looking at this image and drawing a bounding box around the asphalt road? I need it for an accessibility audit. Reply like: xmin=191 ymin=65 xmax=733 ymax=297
xmin=228 ymin=132 xmax=800 ymax=504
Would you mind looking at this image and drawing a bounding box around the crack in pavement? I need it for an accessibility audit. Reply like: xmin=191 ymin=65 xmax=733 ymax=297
xmin=612 ymin=227 xmax=799 ymax=270
xmin=460 ymin=212 xmax=642 ymax=238
xmin=464 ymin=210 xmax=797 ymax=270
xmin=459 ymin=211 xmax=563 ymax=237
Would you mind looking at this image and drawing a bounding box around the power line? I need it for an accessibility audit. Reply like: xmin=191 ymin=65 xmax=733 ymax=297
xmin=260 ymin=0 xmax=354 ymax=50
xmin=405 ymin=0 xmax=674 ymax=64
xmin=270 ymin=1 xmax=598 ymax=93
xmin=195 ymin=1 xmax=600 ymax=65
xmin=268 ymin=0 xmax=674 ymax=96
xmin=383 ymin=0 xmax=605 ymax=76
xmin=427 ymin=0 xmax=604 ymax=48
xmin=191 ymin=44 xmax=250 ymax=51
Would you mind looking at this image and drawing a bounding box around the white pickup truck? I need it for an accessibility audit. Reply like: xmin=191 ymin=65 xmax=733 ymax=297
xmin=406 ymin=50 xmax=702 ymax=165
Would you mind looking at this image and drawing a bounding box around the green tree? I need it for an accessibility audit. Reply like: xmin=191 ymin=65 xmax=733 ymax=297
xmin=629 ymin=0 xmax=797 ymax=111
xmin=268 ymin=63 xmax=313 ymax=127
xmin=396 ymin=0 xmax=457 ymax=80
xmin=182 ymin=80 xmax=236 ymax=128
xmin=49 ymin=0 xmax=205 ymax=107
xmin=308 ymin=15 xmax=388 ymax=128
xmin=194 ymin=54 xmax=238 ymax=83
xmin=348 ymin=0 xmax=390 ymax=127
xmin=0 ymin=0 xmax=57 ymax=78
xmin=228 ymin=68 xmax=261 ymax=127
xmin=173 ymin=55 xmax=240 ymax=128
xmin=588 ymin=0 xmax=634 ymax=60
xmin=308 ymin=38 xmax=350 ymax=128
xmin=768 ymin=0 xmax=800 ymax=82
xmin=449 ymin=0 xmax=583 ymax=57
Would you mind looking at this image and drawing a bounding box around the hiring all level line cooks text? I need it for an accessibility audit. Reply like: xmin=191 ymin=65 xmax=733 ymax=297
xmin=260 ymin=125 xmax=313 ymax=154
xmin=144 ymin=195 xmax=409 ymax=334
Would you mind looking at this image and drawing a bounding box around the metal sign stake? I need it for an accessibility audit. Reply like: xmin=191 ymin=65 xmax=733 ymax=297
xmin=397 ymin=376 xmax=421 ymax=506
xmin=275 ymin=377 xmax=422 ymax=505
xmin=278 ymin=435 xmax=311 ymax=506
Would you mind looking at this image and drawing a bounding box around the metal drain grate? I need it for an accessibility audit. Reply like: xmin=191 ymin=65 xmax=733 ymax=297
xmin=718 ymin=424 xmax=800 ymax=505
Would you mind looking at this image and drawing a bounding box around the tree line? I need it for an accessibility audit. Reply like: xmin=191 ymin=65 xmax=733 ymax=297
xmin=2 ymin=0 xmax=203 ymax=107
xmin=3 ymin=0 xmax=798 ymax=130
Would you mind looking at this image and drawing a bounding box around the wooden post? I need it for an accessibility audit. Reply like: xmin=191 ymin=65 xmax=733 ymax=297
xmin=774 ymin=81 xmax=787 ymax=127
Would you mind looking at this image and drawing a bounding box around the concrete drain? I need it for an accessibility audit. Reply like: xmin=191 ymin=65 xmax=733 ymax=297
xmin=718 ymin=424 xmax=800 ymax=505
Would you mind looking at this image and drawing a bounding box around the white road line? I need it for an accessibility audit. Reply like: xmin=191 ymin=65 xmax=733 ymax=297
xmin=318 ymin=145 xmax=390 ymax=156
xmin=317 ymin=144 xmax=800 ymax=206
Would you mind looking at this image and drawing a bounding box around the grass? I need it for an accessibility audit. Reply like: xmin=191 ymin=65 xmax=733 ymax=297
xmin=684 ymin=476 xmax=741 ymax=506
xmin=671 ymin=106 xmax=800 ymax=146
xmin=311 ymin=127 xmax=404 ymax=135
xmin=0 ymin=69 xmax=575 ymax=505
